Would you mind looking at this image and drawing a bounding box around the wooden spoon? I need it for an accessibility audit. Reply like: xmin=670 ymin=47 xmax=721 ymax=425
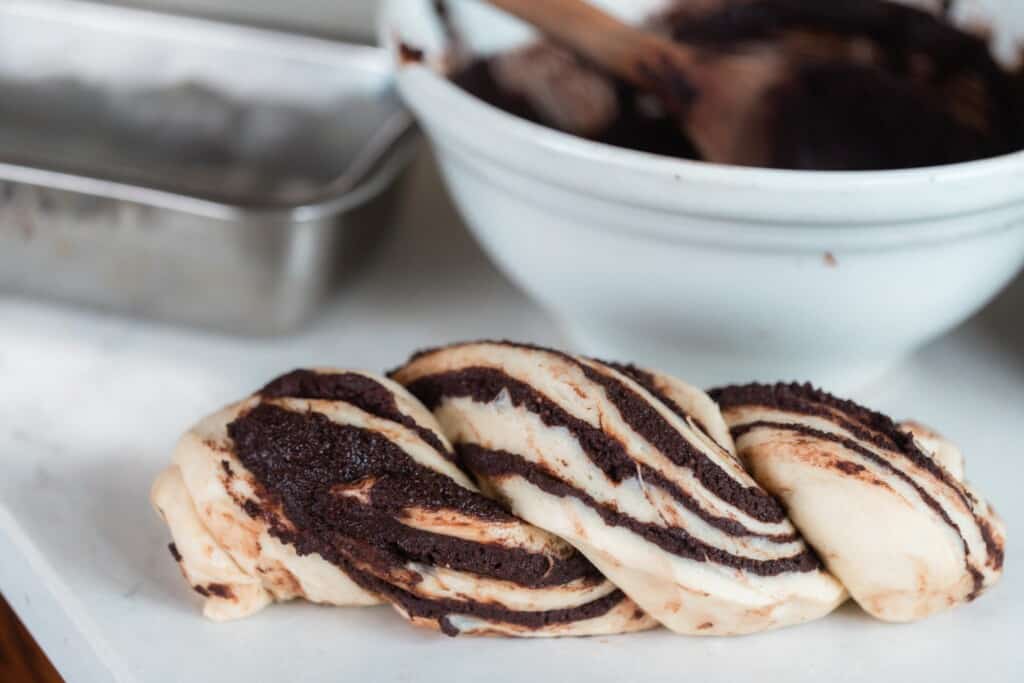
xmin=487 ymin=0 xmax=791 ymax=166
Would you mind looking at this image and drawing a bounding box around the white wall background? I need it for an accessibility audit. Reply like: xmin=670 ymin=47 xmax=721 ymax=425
xmin=111 ymin=0 xmax=380 ymax=39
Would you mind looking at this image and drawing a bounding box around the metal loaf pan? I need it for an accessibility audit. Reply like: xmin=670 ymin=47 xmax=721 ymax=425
xmin=0 ymin=0 xmax=418 ymax=334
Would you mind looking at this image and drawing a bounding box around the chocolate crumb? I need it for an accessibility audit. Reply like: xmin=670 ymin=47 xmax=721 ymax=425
xmin=206 ymin=583 xmax=235 ymax=601
xmin=967 ymin=566 xmax=985 ymax=601
xmin=834 ymin=461 xmax=865 ymax=475
xmin=193 ymin=585 xmax=210 ymax=597
xmin=168 ymin=543 xmax=182 ymax=563
xmin=439 ymin=616 xmax=459 ymax=637
xmin=399 ymin=42 xmax=425 ymax=65
xmin=824 ymin=252 xmax=838 ymax=267
xmin=242 ymin=499 xmax=263 ymax=520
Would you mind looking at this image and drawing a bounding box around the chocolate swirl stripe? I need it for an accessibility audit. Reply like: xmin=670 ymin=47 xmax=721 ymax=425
xmin=397 ymin=345 xmax=803 ymax=547
xmin=151 ymin=369 xmax=654 ymax=636
xmin=405 ymin=367 xmax=805 ymax=560
xmin=259 ymin=369 xmax=452 ymax=459
xmin=458 ymin=443 xmax=815 ymax=574
xmin=402 ymin=345 xmax=784 ymax=528
xmin=404 ymin=341 xmax=782 ymax=525
xmin=603 ymin=362 xmax=736 ymax=455
xmin=392 ymin=342 xmax=847 ymax=636
xmin=710 ymin=382 xmax=1006 ymax=622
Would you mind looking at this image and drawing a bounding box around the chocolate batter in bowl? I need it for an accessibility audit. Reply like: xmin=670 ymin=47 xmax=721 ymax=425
xmin=380 ymin=0 xmax=1024 ymax=389
xmin=447 ymin=0 xmax=1024 ymax=171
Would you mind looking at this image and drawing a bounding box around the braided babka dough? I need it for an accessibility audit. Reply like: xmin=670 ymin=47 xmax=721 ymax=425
xmin=392 ymin=342 xmax=847 ymax=635
xmin=152 ymin=342 xmax=1005 ymax=636
xmin=709 ymin=382 xmax=1005 ymax=622
xmin=151 ymin=369 xmax=655 ymax=636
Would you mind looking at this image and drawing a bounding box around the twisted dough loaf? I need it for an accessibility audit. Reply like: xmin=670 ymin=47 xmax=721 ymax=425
xmin=152 ymin=342 xmax=1005 ymax=636
xmin=709 ymin=383 xmax=1005 ymax=622
xmin=393 ymin=342 xmax=847 ymax=635
xmin=151 ymin=369 xmax=655 ymax=636
xmin=393 ymin=342 xmax=1005 ymax=628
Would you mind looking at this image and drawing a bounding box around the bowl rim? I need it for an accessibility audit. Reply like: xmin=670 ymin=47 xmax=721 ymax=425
xmin=380 ymin=0 xmax=1024 ymax=230
xmin=397 ymin=64 xmax=1024 ymax=229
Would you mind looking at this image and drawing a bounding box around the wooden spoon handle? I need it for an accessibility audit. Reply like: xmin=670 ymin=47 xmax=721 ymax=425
xmin=487 ymin=0 xmax=700 ymax=102
xmin=485 ymin=0 xmax=784 ymax=166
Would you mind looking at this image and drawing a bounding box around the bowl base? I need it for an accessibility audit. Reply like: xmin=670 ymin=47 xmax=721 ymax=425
xmin=565 ymin=322 xmax=905 ymax=394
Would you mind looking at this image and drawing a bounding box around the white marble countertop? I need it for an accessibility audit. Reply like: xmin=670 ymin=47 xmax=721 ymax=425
xmin=1 ymin=152 xmax=1022 ymax=682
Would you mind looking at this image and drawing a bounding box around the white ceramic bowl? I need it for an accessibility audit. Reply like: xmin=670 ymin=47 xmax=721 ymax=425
xmin=380 ymin=0 xmax=1024 ymax=389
